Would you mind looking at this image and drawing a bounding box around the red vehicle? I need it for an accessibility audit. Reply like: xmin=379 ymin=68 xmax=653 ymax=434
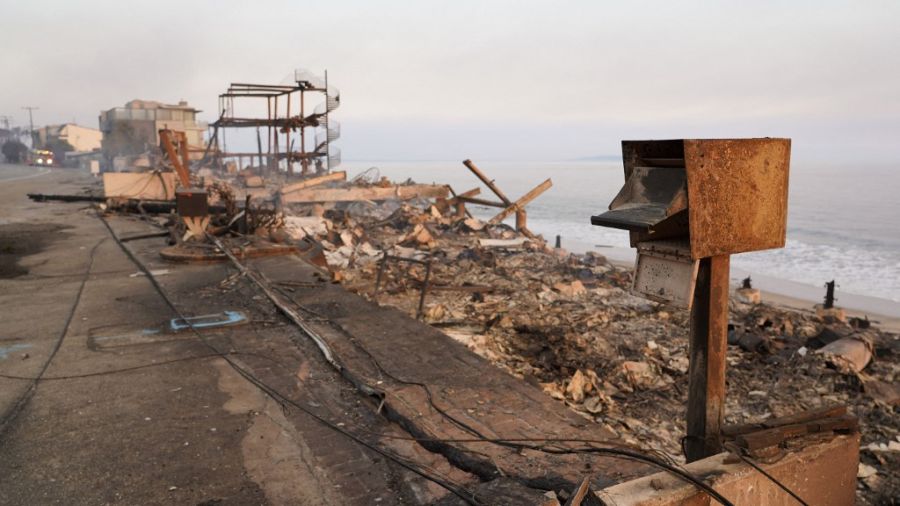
xmin=29 ymin=149 xmax=55 ymax=166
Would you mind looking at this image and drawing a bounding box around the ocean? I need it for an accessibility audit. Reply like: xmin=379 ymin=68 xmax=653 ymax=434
xmin=341 ymin=160 xmax=900 ymax=309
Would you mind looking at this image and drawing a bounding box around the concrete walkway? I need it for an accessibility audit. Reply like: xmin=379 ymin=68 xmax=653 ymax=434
xmin=0 ymin=165 xmax=653 ymax=505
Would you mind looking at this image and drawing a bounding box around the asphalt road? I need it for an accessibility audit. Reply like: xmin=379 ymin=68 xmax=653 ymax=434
xmin=0 ymin=163 xmax=51 ymax=182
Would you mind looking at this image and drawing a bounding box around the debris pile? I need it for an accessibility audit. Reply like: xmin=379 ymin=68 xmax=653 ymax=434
xmin=32 ymin=161 xmax=899 ymax=504
xmin=268 ymin=173 xmax=898 ymax=505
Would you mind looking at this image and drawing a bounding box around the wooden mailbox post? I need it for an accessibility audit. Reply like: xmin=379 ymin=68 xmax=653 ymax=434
xmin=591 ymin=138 xmax=791 ymax=462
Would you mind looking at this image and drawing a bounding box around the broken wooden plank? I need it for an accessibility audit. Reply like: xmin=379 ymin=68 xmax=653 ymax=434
xmin=488 ymin=178 xmax=553 ymax=225
xmin=446 ymin=187 xmax=481 ymax=204
xmin=280 ymin=184 xmax=449 ymax=203
xmin=722 ymin=405 xmax=848 ymax=437
xmin=103 ymin=172 xmax=177 ymax=200
xmin=734 ymin=415 xmax=858 ymax=451
xmin=445 ymin=187 xmax=480 ymax=218
xmin=564 ymin=477 xmax=605 ymax=506
xmin=280 ymin=171 xmax=347 ymax=195
xmin=478 ymin=238 xmax=529 ymax=248
xmin=28 ymin=193 xmax=105 ymax=203
xmin=425 ymin=284 xmax=495 ymax=293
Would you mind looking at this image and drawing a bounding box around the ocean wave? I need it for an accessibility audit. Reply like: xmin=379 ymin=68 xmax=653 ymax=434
xmin=734 ymin=239 xmax=900 ymax=302
xmin=527 ymin=219 xmax=899 ymax=302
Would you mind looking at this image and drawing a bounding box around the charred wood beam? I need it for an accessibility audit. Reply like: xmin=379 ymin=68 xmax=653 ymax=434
xmin=27 ymin=194 xmax=227 ymax=214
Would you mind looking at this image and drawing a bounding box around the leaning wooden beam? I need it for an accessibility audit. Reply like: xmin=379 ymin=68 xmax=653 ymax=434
xmin=447 ymin=187 xmax=481 ymax=203
xmin=463 ymin=159 xmax=512 ymax=205
xmin=446 ymin=187 xmax=480 ymax=218
xmin=456 ymin=195 xmax=507 ymax=208
xmin=281 ymin=184 xmax=449 ymax=204
xmin=280 ymin=171 xmax=347 ymax=195
xmin=488 ymin=178 xmax=553 ymax=225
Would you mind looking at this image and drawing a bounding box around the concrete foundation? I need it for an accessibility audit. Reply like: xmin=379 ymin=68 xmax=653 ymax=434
xmin=103 ymin=172 xmax=176 ymax=200
xmin=599 ymin=434 xmax=859 ymax=506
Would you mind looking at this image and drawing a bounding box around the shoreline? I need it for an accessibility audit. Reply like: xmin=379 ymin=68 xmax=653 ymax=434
xmin=559 ymin=237 xmax=900 ymax=333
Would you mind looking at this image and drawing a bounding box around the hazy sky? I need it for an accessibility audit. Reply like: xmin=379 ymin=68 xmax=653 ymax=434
xmin=2 ymin=1 xmax=898 ymax=161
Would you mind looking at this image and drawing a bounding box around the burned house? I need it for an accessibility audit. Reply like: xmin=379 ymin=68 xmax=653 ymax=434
xmin=99 ymin=99 xmax=207 ymax=171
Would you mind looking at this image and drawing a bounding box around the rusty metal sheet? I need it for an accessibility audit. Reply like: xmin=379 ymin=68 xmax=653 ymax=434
xmin=592 ymin=166 xmax=687 ymax=231
xmin=684 ymin=138 xmax=791 ymax=259
xmin=175 ymin=188 xmax=209 ymax=218
xmin=621 ymin=140 xmax=685 ymax=180
xmin=632 ymin=240 xmax=698 ymax=308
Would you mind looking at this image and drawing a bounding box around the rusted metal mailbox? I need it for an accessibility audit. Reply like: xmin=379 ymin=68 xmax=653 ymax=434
xmin=592 ymin=139 xmax=790 ymax=307
xmin=591 ymin=138 xmax=791 ymax=462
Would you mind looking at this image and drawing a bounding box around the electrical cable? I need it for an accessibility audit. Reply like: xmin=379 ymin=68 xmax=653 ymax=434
xmin=281 ymin=291 xmax=685 ymax=469
xmin=256 ymin=260 xmax=735 ymax=505
xmin=0 ymin=238 xmax=105 ymax=438
xmin=97 ymin=211 xmax=733 ymax=505
xmin=0 ymin=351 xmax=287 ymax=382
xmin=96 ymin=213 xmax=482 ymax=505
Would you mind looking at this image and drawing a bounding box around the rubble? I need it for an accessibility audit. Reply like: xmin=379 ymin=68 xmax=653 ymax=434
xmin=47 ymin=157 xmax=898 ymax=504
xmin=818 ymin=334 xmax=874 ymax=373
xmin=247 ymin=168 xmax=896 ymax=504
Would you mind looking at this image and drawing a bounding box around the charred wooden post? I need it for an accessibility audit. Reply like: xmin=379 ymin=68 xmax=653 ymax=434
xmin=417 ymin=258 xmax=433 ymax=320
xmin=487 ymin=178 xmax=552 ymax=226
xmin=824 ymin=280 xmax=837 ymax=309
xmin=159 ymin=129 xmax=191 ymax=188
xmin=373 ymin=251 xmax=388 ymax=298
xmin=461 ymin=159 xmax=552 ymax=238
xmin=685 ymin=254 xmax=730 ymax=461
xmin=463 ymin=159 xmax=512 ymax=205
xmin=372 ymin=252 xmax=433 ymax=320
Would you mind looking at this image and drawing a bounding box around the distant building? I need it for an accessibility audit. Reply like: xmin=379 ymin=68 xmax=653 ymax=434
xmin=35 ymin=123 xmax=103 ymax=153
xmin=99 ymin=99 xmax=207 ymax=169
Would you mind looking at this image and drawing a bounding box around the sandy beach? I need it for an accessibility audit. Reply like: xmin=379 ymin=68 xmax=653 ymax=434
xmin=566 ymin=238 xmax=900 ymax=333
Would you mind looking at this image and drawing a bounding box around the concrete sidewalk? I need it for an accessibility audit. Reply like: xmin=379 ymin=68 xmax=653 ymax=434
xmin=0 ymin=165 xmax=652 ymax=505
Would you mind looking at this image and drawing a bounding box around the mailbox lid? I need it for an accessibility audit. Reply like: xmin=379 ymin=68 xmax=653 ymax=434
xmin=590 ymin=166 xmax=688 ymax=231
xmin=684 ymin=138 xmax=790 ymax=259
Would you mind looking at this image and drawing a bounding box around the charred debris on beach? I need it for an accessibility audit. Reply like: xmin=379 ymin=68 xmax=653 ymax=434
xmin=28 ymin=152 xmax=899 ymax=503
